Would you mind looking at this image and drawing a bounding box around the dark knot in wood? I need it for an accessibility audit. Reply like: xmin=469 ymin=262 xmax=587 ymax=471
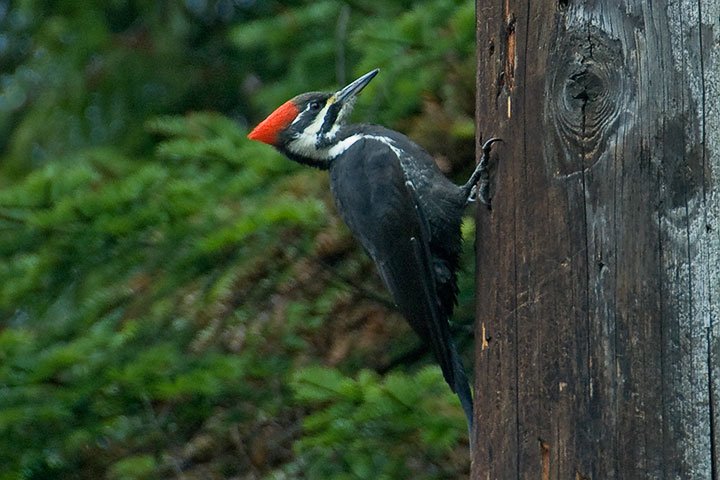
xmin=544 ymin=26 xmax=629 ymax=176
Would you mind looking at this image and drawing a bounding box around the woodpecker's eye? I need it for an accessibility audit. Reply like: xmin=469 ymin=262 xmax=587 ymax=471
xmin=308 ymin=101 xmax=322 ymax=111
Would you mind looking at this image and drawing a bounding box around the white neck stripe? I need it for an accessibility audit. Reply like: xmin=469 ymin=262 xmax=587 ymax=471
xmin=326 ymin=134 xmax=401 ymax=159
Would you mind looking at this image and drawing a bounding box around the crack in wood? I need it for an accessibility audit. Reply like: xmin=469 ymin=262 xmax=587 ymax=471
xmin=506 ymin=14 xmax=516 ymax=93
xmin=540 ymin=440 xmax=550 ymax=480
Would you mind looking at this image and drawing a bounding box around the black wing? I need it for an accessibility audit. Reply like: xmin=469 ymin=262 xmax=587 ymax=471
xmin=329 ymin=140 xmax=473 ymax=428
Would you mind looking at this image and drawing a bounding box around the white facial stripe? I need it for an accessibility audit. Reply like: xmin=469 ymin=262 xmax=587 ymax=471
xmin=306 ymin=103 xmax=331 ymax=135
xmin=290 ymin=101 xmax=328 ymax=127
xmin=287 ymin=130 xmax=322 ymax=158
xmin=289 ymin=106 xmax=307 ymax=127
xmin=286 ymin=102 xmax=333 ymax=158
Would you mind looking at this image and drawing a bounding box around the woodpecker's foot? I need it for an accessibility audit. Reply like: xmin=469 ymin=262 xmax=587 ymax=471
xmin=465 ymin=137 xmax=502 ymax=206
xmin=468 ymin=183 xmax=491 ymax=206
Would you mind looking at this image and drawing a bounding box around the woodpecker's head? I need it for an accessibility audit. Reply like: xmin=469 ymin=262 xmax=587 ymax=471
xmin=248 ymin=69 xmax=378 ymax=164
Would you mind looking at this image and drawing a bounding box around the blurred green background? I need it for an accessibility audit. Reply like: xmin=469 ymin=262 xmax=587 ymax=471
xmin=0 ymin=1 xmax=478 ymax=478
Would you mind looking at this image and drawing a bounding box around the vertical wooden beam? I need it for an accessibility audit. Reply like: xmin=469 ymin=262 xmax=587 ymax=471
xmin=473 ymin=0 xmax=719 ymax=478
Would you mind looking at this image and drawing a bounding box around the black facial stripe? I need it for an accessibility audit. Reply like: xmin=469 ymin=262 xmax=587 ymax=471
xmin=288 ymin=107 xmax=316 ymax=137
xmin=319 ymin=103 xmax=341 ymax=136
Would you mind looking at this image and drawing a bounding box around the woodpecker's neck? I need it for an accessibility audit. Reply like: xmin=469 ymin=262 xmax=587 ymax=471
xmin=282 ymin=124 xmax=352 ymax=170
xmin=281 ymin=124 xmax=407 ymax=170
xmin=283 ymin=133 xmax=337 ymax=169
xmin=283 ymin=150 xmax=333 ymax=170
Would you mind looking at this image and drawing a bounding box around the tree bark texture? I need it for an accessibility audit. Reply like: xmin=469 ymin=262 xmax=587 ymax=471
xmin=473 ymin=1 xmax=719 ymax=478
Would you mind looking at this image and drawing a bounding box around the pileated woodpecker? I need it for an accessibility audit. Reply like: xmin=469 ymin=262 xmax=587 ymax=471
xmin=248 ymin=69 xmax=499 ymax=431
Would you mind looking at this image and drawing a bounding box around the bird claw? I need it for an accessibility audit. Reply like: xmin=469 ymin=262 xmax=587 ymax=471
xmin=467 ymin=185 xmax=478 ymax=203
xmin=468 ymin=182 xmax=492 ymax=206
xmin=482 ymin=137 xmax=503 ymax=156
xmin=466 ymin=137 xmax=502 ymax=207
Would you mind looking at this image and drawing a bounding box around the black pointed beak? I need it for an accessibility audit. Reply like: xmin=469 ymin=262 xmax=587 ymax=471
xmin=333 ymin=69 xmax=379 ymax=104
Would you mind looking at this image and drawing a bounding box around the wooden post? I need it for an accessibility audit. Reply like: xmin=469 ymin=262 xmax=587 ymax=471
xmin=473 ymin=1 xmax=719 ymax=478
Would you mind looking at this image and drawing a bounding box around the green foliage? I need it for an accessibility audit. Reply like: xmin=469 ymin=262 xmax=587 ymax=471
xmin=0 ymin=111 xmax=333 ymax=479
xmin=231 ymin=0 xmax=476 ymax=131
xmin=278 ymin=367 xmax=466 ymax=480
xmin=107 ymin=455 xmax=157 ymax=480
xmin=0 ymin=1 xmax=477 ymax=478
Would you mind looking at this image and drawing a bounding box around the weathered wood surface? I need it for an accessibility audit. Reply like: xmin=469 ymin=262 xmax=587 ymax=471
xmin=472 ymin=0 xmax=719 ymax=478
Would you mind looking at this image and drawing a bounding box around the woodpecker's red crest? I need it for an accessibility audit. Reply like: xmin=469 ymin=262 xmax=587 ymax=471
xmin=247 ymin=100 xmax=299 ymax=146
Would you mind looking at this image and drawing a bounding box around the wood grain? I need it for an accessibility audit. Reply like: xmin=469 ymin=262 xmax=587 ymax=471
xmin=473 ymin=0 xmax=719 ymax=478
